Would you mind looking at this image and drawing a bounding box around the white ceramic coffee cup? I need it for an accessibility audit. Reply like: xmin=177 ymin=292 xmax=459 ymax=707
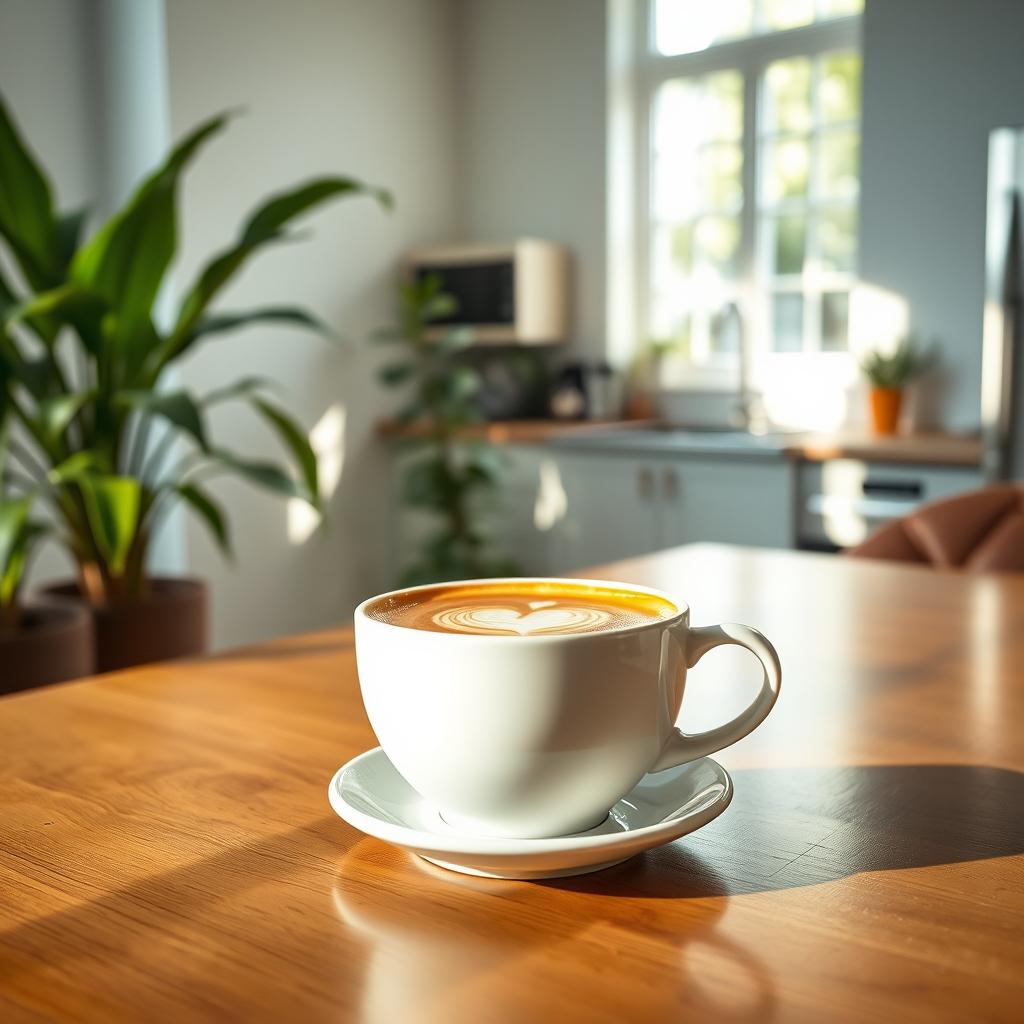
xmin=354 ymin=577 xmax=781 ymax=839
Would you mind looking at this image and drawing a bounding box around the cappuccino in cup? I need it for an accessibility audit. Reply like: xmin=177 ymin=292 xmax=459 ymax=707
xmin=364 ymin=580 xmax=676 ymax=637
xmin=356 ymin=577 xmax=780 ymax=839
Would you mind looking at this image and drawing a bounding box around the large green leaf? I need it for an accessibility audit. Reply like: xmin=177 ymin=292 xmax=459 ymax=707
xmin=209 ymin=448 xmax=309 ymax=502
xmin=201 ymin=375 xmax=279 ymax=407
xmin=0 ymin=334 xmax=51 ymax=400
xmin=4 ymin=281 xmax=107 ymax=331
xmin=0 ymin=520 xmax=47 ymax=608
xmin=250 ymin=399 xmax=318 ymax=504
xmin=70 ymin=112 xmax=231 ymax=347
xmin=0 ymin=95 xmax=58 ymax=288
xmin=144 ymin=306 xmax=328 ymax=379
xmin=174 ymin=483 xmax=232 ymax=558
xmin=0 ymin=495 xmax=49 ymax=607
xmin=3 ymin=279 xmax=109 ymax=356
xmin=115 ymin=389 xmax=208 ymax=451
xmin=56 ymin=206 xmax=90 ymax=269
xmin=48 ymin=450 xmax=107 ymax=485
xmin=37 ymin=390 xmax=94 ymax=448
xmin=0 ymin=264 xmax=17 ymax=317
xmin=0 ymin=496 xmax=30 ymax=574
xmin=77 ymin=474 xmax=140 ymax=576
xmin=170 ymin=177 xmax=390 ymax=349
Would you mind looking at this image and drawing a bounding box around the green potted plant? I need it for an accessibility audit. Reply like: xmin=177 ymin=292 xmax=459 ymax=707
xmin=0 ymin=94 xmax=389 ymax=674
xmin=0 ymin=422 xmax=93 ymax=693
xmin=376 ymin=274 xmax=518 ymax=585
xmin=859 ymin=337 xmax=926 ymax=435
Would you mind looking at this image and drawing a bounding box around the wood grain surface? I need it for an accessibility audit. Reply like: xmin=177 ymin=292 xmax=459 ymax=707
xmin=2 ymin=544 xmax=1023 ymax=1023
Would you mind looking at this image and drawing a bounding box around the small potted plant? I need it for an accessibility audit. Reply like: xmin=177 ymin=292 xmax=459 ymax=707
xmin=0 ymin=94 xmax=389 ymax=673
xmin=859 ymin=338 xmax=926 ymax=436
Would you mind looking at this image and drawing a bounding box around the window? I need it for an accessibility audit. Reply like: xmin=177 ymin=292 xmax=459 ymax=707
xmin=639 ymin=0 xmax=862 ymax=384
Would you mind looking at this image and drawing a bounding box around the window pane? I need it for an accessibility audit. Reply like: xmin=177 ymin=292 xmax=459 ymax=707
xmin=764 ymin=138 xmax=810 ymax=201
xmin=655 ymin=73 xmax=743 ymax=146
xmin=705 ymin=71 xmax=744 ymax=141
xmin=669 ymin=222 xmax=694 ymax=275
xmin=698 ymin=143 xmax=743 ymax=209
xmin=819 ymin=209 xmax=857 ymax=272
xmin=761 ymin=0 xmax=815 ymax=31
xmin=822 ymin=291 xmax=849 ymax=350
xmin=654 ymin=0 xmax=754 ymax=55
xmin=821 ymin=52 xmax=861 ymax=123
xmin=772 ymin=293 xmax=804 ymax=351
xmin=768 ymin=214 xmax=806 ymax=275
xmin=764 ymin=58 xmax=812 ymax=135
xmin=820 ymin=130 xmax=859 ymax=198
xmin=694 ymin=215 xmax=741 ymax=275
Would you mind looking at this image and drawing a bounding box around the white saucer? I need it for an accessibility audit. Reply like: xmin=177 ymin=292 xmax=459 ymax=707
xmin=327 ymin=747 xmax=733 ymax=880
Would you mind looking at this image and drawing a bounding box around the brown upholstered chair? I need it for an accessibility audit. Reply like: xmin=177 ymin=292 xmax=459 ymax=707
xmin=848 ymin=484 xmax=1024 ymax=572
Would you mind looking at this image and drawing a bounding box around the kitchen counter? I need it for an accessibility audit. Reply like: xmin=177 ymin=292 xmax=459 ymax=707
xmin=792 ymin=431 xmax=983 ymax=466
xmin=380 ymin=419 xmax=984 ymax=467
xmin=377 ymin=418 xmax=646 ymax=445
xmin=548 ymin=425 xmax=984 ymax=466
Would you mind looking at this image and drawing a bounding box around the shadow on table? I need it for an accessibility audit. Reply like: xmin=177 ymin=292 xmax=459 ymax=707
xmin=552 ymin=763 xmax=1024 ymax=898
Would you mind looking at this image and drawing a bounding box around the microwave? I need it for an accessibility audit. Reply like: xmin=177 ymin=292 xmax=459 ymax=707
xmin=405 ymin=239 xmax=569 ymax=344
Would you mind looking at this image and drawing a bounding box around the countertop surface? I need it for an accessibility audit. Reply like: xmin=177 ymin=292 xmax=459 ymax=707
xmin=380 ymin=418 xmax=985 ymax=467
xmin=2 ymin=544 xmax=1023 ymax=1022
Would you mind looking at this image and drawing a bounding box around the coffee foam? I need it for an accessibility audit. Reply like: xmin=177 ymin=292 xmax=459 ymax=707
xmin=365 ymin=582 xmax=677 ymax=637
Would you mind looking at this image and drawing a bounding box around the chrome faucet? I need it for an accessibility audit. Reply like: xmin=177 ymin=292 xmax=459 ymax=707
xmin=722 ymin=301 xmax=764 ymax=433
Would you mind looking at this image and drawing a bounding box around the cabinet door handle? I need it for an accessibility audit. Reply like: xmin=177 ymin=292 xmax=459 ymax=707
xmin=662 ymin=467 xmax=679 ymax=500
xmin=638 ymin=466 xmax=654 ymax=499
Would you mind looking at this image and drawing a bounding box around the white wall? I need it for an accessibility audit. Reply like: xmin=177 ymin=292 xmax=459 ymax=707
xmin=457 ymin=0 xmax=607 ymax=359
xmin=166 ymin=0 xmax=459 ymax=647
xmin=858 ymin=0 xmax=1024 ymax=431
xmin=0 ymin=1 xmax=100 ymax=209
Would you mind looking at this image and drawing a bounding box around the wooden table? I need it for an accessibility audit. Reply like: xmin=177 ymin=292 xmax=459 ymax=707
xmin=3 ymin=545 xmax=1024 ymax=1022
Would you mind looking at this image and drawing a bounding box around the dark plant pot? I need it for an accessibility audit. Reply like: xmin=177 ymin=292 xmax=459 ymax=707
xmin=0 ymin=598 xmax=95 ymax=696
xmin=43 ymin=577 xmax=209 ymax=674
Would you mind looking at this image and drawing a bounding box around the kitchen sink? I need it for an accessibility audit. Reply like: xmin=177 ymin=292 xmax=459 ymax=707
xmin=549 ymin=424 xmax=796 ymax=457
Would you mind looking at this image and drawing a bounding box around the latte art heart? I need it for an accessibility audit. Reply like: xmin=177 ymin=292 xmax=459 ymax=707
xmin=432 ymin=605 xmax=613 ymax=636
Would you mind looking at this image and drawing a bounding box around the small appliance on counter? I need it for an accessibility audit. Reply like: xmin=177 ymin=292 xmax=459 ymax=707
xmin=405 ymin=238 xmax=570 ymax=345
xmin=550 ymin=361 xmax=622 ymax=421
xmin=461 ymin=347 xmax=550 ymax=420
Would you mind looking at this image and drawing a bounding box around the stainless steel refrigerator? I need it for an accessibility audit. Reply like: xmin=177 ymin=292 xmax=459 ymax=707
xmin=982 ymin=128 xmax=1024 ymax=481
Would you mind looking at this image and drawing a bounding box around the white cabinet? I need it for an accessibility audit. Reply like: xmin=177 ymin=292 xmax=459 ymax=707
xmin=545 ymin=454 xmax=662 ymax=574
xmin=548 ymin=451 xmax=794 ymax=574
xmin=657 ymin=458 xmax=793 ymax=549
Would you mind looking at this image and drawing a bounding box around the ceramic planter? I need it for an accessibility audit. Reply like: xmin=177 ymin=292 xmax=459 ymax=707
xmin=868 ymin=387 xmax=903 ymax=435
xmin=0 ymin=598 xmax=95 ymax=695
xmin=43 ymin=576 xmax=208 ymax=674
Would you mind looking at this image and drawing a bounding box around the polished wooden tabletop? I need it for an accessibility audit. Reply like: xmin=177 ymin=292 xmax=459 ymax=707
xmin=3 ymin=544 xmax=1024 ymax=1023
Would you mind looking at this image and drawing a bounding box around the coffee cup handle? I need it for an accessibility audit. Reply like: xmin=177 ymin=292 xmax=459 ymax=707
xmin=651 ymin=623 xmax=781 ymax=771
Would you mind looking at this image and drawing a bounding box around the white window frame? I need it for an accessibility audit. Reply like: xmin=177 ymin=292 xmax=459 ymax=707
xmin=633 ymin=2 xmax=862 ymax=389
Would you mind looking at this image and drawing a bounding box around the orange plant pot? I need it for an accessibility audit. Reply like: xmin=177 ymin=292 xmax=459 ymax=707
xmin=868 ymin=387 xmax=903 ymax=435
